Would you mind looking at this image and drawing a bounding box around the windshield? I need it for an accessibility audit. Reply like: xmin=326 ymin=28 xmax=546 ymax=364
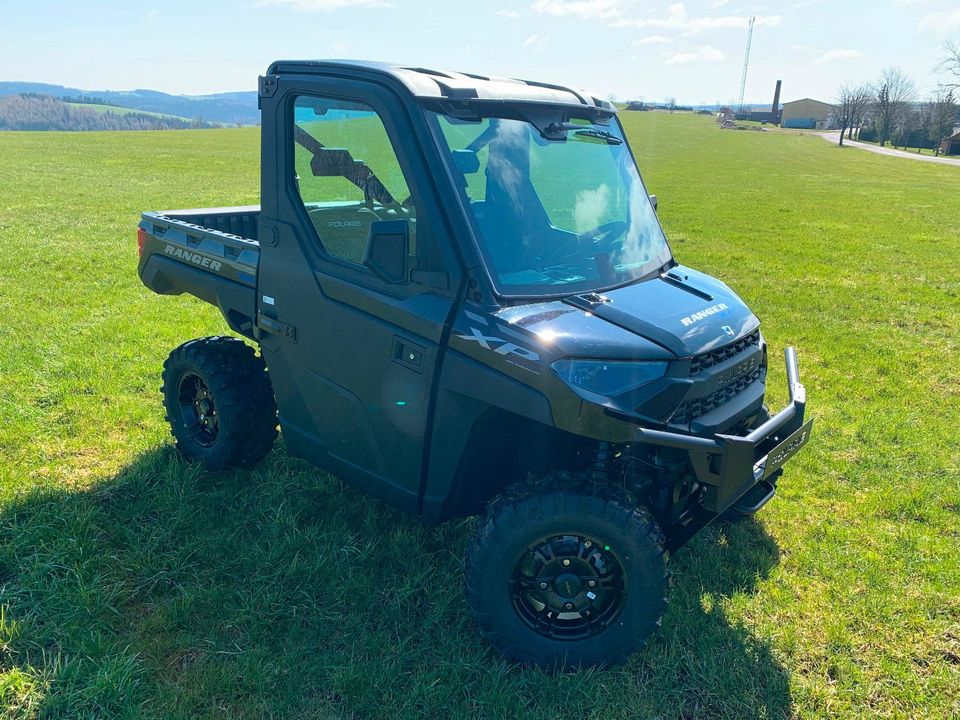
xmin=429 ymin=111 xmax=672 ymax=297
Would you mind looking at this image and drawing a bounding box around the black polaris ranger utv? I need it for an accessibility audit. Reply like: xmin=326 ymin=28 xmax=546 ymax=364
xmin=137 ymin=60 xmax=812 ymax=669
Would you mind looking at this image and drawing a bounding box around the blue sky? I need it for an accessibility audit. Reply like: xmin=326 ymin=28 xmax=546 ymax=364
xmin=2 ymin=1 xmax=958 ymax=104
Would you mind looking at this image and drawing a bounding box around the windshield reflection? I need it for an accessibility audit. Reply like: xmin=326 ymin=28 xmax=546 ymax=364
xmin=431 ymin=112 xmax=673 ymax=296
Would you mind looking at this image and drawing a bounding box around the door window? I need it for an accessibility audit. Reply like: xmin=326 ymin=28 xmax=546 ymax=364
xmin=293 ymin=95 xmax=416 ymax=264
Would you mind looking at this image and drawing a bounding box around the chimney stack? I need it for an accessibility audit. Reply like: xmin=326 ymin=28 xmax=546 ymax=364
xmin=772 ymin=80 xmax=782 ymax=116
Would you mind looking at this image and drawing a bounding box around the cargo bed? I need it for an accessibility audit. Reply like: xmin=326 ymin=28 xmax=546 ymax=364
xmin=137 ymin=206 xmax=261 ymax=338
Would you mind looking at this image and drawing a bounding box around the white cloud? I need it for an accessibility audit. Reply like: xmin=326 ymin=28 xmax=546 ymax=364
xmin=531 ymin=0 xmax=622 ymax=20
xmin=709 ymin=0 xmax=730 ymax=7
xmin=265 ymin=0 xmax=391 ymax=11
xmin=611 ymin=3 xmax=781 ymax=34
xmin=574 ymin=184 xmax=611 ymax=234
xmin=664 ymin=45 xmax=726 ymax=65
xmin=918 ymin=7 xmax=960 ymax=33
xmin=815 ymin=48 xmax=864 ymax=64
xmin=522 ymin=33 xmax=550 ymax=52
xmin=633 ymin=35 xmax=672 ymax=45
xmin=497 ymin=9 xmax=521 ymax=19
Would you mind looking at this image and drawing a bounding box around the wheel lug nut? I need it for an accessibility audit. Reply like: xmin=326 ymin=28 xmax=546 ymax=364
xmin=562 ymin=559 xmax=571 ymax=566
xmin=539 ymin=582 xmax=548 ymax=590
xmin=564 ymin=602 xmax=574 ymax=611
xmin=584 ymin=541 xmax=592 ymax=548
xmin=588 ymin=580 xmax=596 ymax=588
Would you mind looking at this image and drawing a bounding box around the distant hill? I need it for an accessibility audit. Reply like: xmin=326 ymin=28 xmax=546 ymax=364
xmin=0 ymin=94 xmax=220 ymax=131
xmin=0 ymin=82 xmax=259 ymax=125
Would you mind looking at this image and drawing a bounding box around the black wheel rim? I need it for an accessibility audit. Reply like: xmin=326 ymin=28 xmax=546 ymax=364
xmin=510 ymin=533 xmax=627 ymax=641
xmin=177 ymin=373 xmax=219 ymax=448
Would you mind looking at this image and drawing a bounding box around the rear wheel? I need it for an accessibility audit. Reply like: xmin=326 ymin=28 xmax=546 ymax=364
xmin=465 ymin=475 xmax=668 ymax=669
xmin=162 ymin=336 xmax=278 ymax=470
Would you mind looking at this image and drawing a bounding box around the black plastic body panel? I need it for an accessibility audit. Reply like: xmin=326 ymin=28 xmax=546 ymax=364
xmin=140 ymin=255 xmax=257 ymax=337
xmin=137 ymin=209 xmax=261 ymax=338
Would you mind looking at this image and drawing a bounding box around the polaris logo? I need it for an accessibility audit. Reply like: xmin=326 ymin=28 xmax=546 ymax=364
xmin=680 ymin=303 xmax=728 ymax=327
xmin=327 ymin=220 xmax=362 ymax=228
xmin=164 ymin=244 xmax=223 ymax=272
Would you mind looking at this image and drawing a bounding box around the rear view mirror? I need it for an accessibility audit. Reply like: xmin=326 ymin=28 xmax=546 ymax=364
xmin=649 ymin=194 xmax=658 ymax=211
xmin=363 ymin=220 xmax=409 ymax=283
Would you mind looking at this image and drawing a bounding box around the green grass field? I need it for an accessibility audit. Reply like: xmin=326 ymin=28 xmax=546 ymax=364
xmin=1 ymin=113 xmax=958 ymax=719
xmin=65 ymin=102 xmax=192 ymax=122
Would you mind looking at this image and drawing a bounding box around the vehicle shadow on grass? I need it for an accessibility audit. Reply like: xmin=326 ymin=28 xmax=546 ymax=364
xmin=639 ymin=518 xmax=791 ymax=719
xmin=0 ymin=445 xmax=789 ymax=720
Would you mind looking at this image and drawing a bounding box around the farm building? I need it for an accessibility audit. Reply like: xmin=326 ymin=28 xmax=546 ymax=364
xmin=781 ymin=98 xmax=834 ymax=129
xmin=939 ymin=130 xmax=960 ymax=156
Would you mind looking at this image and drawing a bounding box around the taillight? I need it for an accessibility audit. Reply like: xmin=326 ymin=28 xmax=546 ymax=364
xmin=137 ymin=227 xmax=148 ymax=257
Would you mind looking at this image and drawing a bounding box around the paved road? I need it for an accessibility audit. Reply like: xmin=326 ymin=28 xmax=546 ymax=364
xmin=821 ymin=132 xmax=960 ymax=166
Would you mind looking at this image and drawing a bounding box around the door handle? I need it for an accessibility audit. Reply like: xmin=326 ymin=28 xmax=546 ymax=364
xmin=392 ymin=337 xmax=424 ymax=370
xmin=258 ymin=313 xmax=297 ymax=341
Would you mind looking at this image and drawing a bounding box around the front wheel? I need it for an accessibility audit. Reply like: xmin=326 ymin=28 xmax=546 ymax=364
xmin=465 ymin=476 xmax=668 ymax=670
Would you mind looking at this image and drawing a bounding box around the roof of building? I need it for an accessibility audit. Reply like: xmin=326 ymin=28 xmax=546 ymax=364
xmin=266 ymin=60 xmax=614 ymax=112
xmin=782 ymin=97 xmax=834 ymax=108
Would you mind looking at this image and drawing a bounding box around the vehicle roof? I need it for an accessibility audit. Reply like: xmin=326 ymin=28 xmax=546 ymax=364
xmin=266 ymin=59 xmax=615 ymax=112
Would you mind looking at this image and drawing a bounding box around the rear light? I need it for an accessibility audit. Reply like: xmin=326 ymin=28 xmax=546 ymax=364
xmin=137 ymin=227 xmax=148 ymax=257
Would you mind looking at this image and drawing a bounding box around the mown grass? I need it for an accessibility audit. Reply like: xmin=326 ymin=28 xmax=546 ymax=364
xmin=0 ymin=113 xmax=958 ymax=719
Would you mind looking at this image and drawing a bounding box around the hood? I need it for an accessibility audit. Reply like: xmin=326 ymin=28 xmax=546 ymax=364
xmin=497 ymin=265 xmax=759 ymax=359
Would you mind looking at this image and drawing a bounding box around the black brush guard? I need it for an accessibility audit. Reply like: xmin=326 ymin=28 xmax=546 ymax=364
xmin=636 ymin=347 xmax=813 ymax=516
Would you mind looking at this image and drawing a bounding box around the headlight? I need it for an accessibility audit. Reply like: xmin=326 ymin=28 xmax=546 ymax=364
xmin=551 ymin=359 xmax=668 ymax=396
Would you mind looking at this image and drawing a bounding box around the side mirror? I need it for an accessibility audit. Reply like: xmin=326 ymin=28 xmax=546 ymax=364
xmin=363 ymin=220 xmax=409 ymax=283
xmin=649 ymin=194 xmax=658 ymax=211
xmin=451 ymin=149 xmax=480 ymax=174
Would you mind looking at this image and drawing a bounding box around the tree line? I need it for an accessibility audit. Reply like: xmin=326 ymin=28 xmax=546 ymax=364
xmin=834 ymin=42 xmax=960 ymax=155
xmin=0 ymin=94 xmax=219 ymax=131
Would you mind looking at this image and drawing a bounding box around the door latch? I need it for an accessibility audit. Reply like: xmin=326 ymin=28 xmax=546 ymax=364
xmin=393 ymin=337 xmax=424 ymax=370
xmin=258 ymin=313 xmax=296 ymax=341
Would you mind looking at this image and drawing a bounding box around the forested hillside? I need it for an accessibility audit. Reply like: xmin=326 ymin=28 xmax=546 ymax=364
xmin=0 ymin=81 xmax=259 ymax=125
xmin=0 ymin=94 xmax=217 ymax=131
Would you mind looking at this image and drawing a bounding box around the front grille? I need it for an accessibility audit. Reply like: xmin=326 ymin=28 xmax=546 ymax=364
xmin=690 ymin=330 xmax=761 ymax=375
xmin=673 ymin=366 xmax=763 ymax=424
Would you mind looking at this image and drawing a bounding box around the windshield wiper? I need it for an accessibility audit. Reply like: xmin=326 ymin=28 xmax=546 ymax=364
xmin=572 ymin=128 xmax=622 ymax=145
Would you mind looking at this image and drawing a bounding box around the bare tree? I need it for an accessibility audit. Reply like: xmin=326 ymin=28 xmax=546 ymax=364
xmin=902 ymin=105 xmax=925 ymax=152
xmin=937 ymin=41 xmax=960 ymax=91
xmin=852 ymin=98 xmax=870 ymax=140
xmin=834 ymin=83 xmax=872 ymax=146
xmin=926 ymin=89 xmax=958 ymax=155
xmin=873 ymin=66 xmax=916 ymax=147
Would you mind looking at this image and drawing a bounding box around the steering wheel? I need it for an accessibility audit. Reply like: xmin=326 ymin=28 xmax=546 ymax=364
xmin=542 ymin=220 xmax=630 ymax=266
xmin=578 ymin=220 xmax=628 ymax=253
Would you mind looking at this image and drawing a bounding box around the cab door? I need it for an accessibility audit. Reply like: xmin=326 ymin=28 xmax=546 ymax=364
xmin=256 ymin=76 xmax=460 ymax=513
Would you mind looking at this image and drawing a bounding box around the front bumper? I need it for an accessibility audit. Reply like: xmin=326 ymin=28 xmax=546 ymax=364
xmin=635 ymin=347 xmax=813 ymax=515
